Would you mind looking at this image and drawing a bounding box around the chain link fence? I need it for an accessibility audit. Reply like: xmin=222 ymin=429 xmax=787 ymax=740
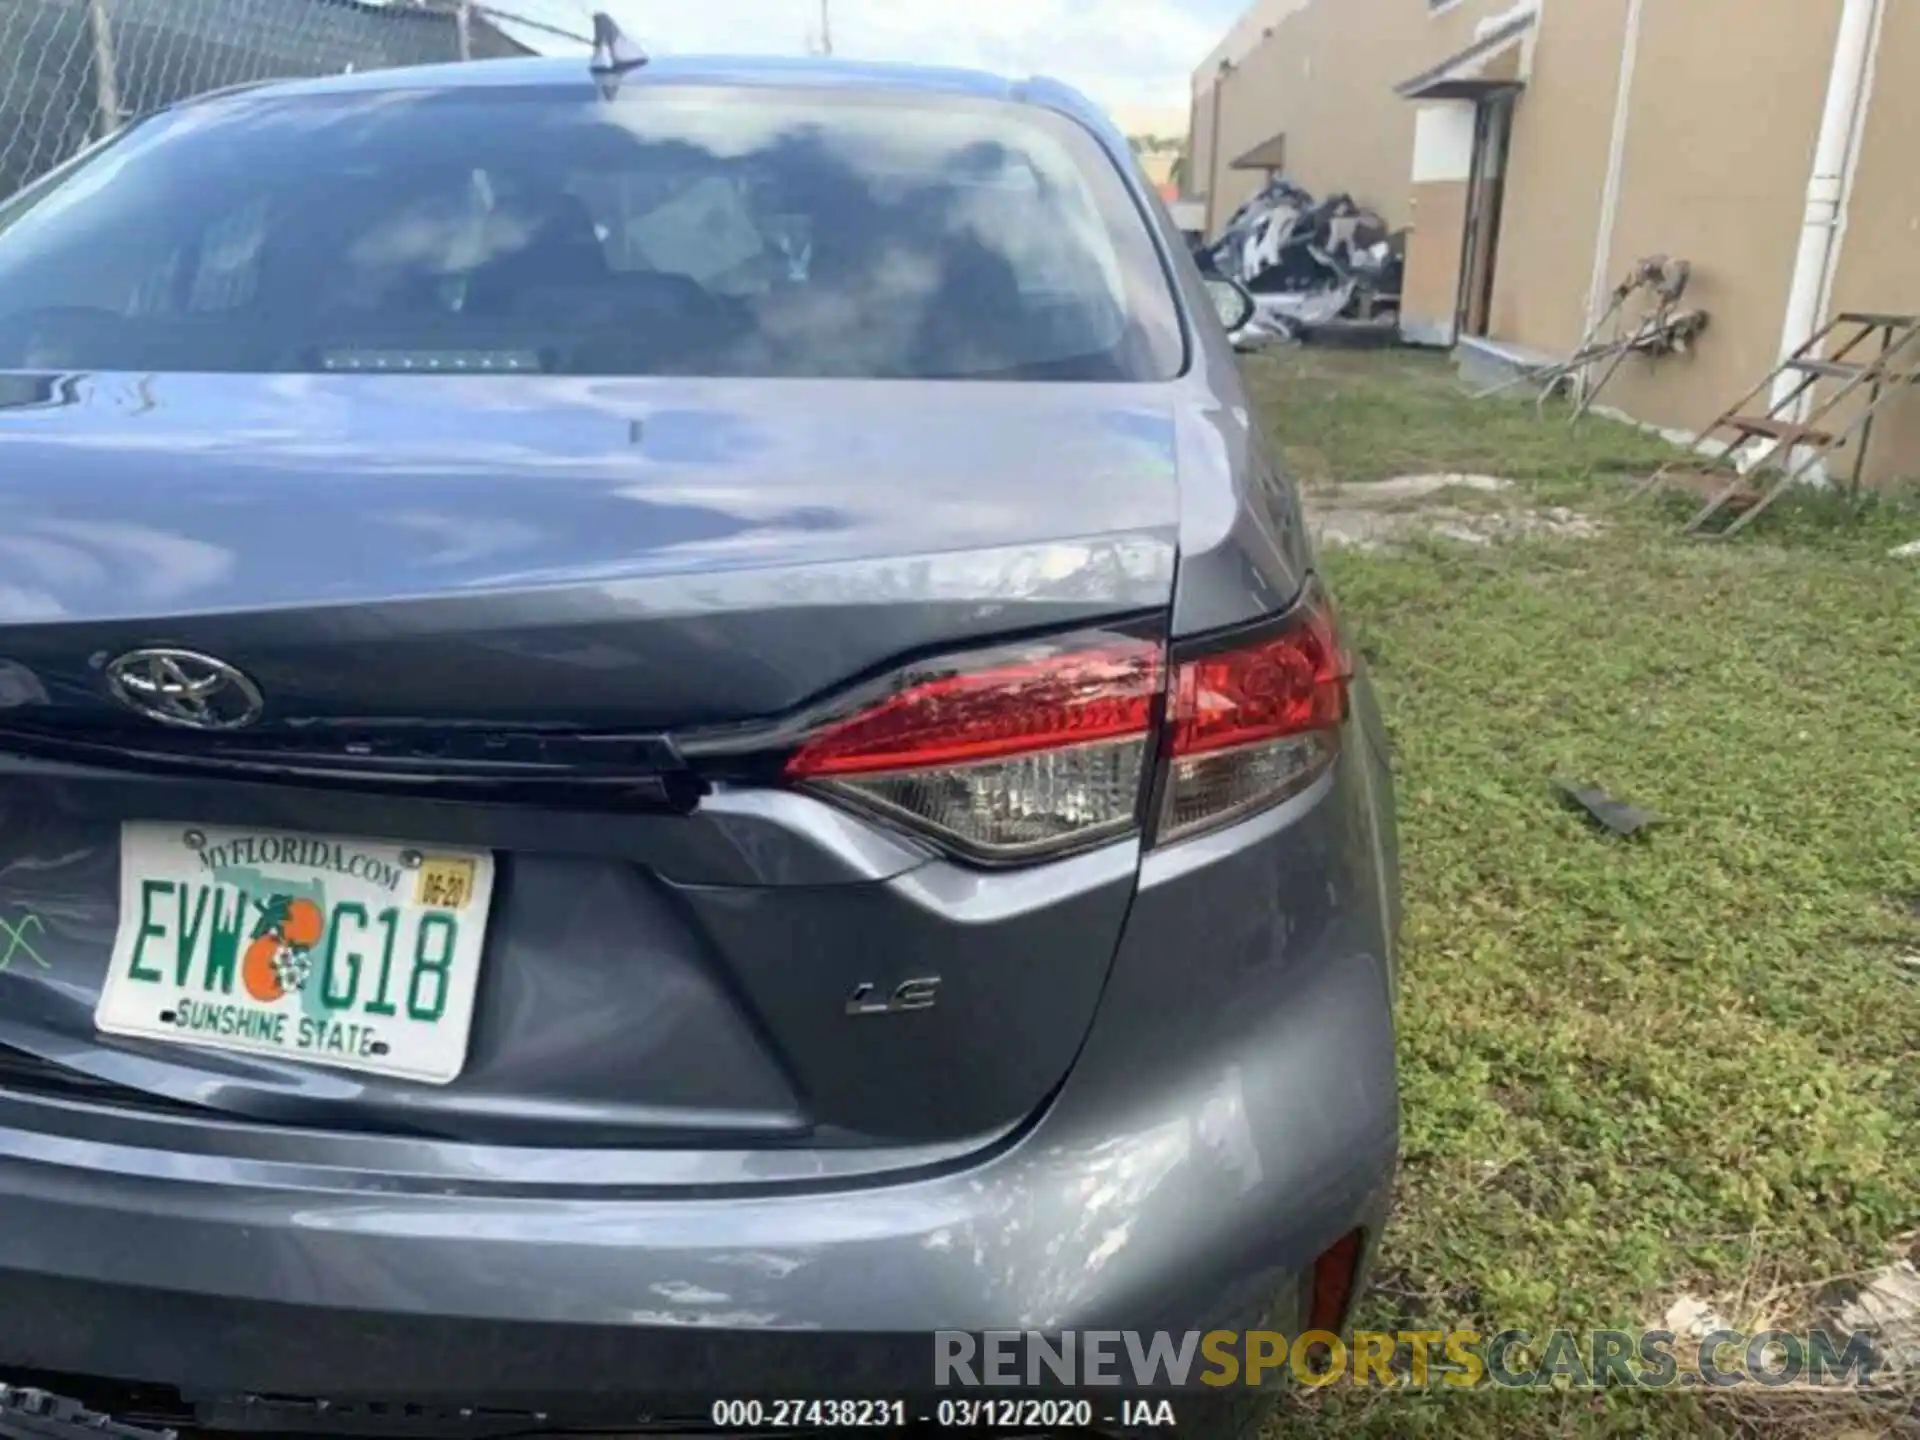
xmin=0 ymin=0 xmax=588 ymax=201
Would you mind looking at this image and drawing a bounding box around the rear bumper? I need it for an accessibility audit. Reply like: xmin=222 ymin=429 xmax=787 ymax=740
xmin=0 ymin=758 xmax=1398 ymax=1410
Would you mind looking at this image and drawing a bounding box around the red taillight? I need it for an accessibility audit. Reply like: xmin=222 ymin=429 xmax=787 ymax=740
xmin=1309 ymin=1229 xmax=1366 ymax=1333
xmin=785 ymin=641 xmax=1161 ymax=779
xmin=1167 ymin=602 xmax=1349 ymax=756
xmin=1153 ymin=586 xmax=1350 ymax=845
xmin=782 ymin=635 xmax=1161 ymax=861
xmin=774 ymin=585 xmax=1349 ymax=861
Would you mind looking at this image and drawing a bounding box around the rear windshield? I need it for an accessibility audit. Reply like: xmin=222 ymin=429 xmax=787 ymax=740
xmin=0 ymin=83 xmax=1183 ymax=381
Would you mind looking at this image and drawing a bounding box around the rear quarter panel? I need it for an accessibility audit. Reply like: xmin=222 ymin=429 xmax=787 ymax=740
xmin=1025 ymin=78 xmax=1318 ymax=638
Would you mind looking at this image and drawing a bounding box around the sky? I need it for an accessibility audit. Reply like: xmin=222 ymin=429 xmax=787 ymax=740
xmin=485 ymin=0 xmax=1241 ymax=127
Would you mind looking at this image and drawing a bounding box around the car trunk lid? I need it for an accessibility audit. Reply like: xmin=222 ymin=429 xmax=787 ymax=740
xmin=0 ymin=371 xmax=1177 ymax=1151
xmin=0 ymin=370 xmax=1176 ymax=726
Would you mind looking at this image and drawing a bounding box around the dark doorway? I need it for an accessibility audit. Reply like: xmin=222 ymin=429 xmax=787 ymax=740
xmin=1455 ymin=89 xmax=1515 ymax=339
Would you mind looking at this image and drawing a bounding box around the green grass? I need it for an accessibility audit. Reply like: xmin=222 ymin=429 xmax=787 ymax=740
xmin=1244 ymin=349 xmax=1920 ymax=1438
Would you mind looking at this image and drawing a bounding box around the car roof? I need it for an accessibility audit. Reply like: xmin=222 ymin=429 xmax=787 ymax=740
xmin=183 ymin=54 xmax=1123 ymax=144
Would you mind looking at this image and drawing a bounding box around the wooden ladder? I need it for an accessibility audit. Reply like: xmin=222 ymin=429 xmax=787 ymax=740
xmin=1632 ymin=312 xmax=1920 ymax=537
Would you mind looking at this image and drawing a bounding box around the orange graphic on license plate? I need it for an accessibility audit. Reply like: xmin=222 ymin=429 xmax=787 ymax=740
xmin=240 ymin=894 xmax=326 ymax=1002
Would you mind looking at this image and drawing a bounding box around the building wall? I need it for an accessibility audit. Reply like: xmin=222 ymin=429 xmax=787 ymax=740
xmin=1202 ymin=0 xmax=1516 ymax=232
xmin=1401 ymin=108 xmax=1473 ymax=343
xmin=1194 ymin=0 xmax=1314 ymax=88
xmin=1188 ymin=78 xmax=1220 ymax=207
xmin=1188 ymin=0 xmax=1312 ymax=200
xmin=1482 ymin=0 xmax=1631 ymax=355
xmin=1593 ymin=0 xmax=1839 ymax=444
xmin=1824 ymin=0 xmax=1920 ymax=486
xmin=1195 ymin=0 xmax=1918 ymax=485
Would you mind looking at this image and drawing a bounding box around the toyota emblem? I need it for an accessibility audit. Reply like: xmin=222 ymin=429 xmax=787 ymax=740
xmin=105 ymin=648 xmax=265 ymax=730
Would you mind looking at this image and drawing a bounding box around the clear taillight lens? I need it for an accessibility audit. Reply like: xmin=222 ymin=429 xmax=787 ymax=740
xmin=783 ymin=636 xmax=1162 ymax=861
xmin=1154 ymin=585 xmax=1351 ymax=845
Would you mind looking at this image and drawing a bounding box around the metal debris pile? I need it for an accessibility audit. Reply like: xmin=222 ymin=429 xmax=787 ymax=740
xmin=1198 ymin=175 xmax=1406 ymax=348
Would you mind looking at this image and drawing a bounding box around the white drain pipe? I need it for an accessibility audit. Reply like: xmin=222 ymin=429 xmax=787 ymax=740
xmin=1582 ymin=0 xmax=1645 ymax=353
xmin=1769 ymin=0 xmax=1882 ymax=420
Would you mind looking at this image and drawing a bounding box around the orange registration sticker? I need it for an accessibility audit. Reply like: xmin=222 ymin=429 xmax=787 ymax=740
xmin=415 ymin=856 xmax=478 ymax=910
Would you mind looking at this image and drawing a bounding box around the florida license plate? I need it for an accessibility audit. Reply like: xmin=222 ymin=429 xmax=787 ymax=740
xmin=96 ymin=823 xmax=495 ymax=1085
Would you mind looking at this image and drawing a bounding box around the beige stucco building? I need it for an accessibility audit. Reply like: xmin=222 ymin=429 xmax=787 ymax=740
xmin=1190 ymin=0 xmax=1920 ymax=486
